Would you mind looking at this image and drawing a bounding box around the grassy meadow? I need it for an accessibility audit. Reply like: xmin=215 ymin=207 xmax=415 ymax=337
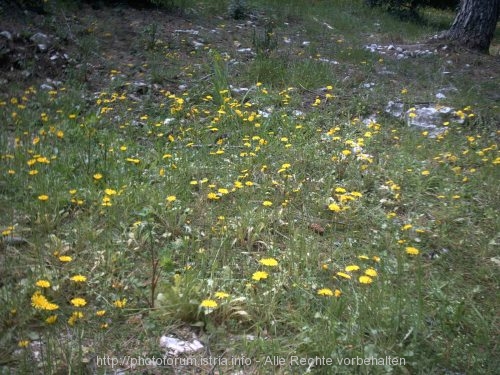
xmin=0 ymin=0 xmax=499 ymax=374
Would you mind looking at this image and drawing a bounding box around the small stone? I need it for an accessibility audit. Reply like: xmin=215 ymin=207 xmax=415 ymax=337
xmin=0 ymin=31 xmax=13 ymax=40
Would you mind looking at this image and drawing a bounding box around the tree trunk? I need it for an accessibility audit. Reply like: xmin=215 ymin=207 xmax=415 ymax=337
xmin=445 ymin=0 xmax=499 ymax=52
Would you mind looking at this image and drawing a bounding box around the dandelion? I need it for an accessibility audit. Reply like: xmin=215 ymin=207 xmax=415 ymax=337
xmin=317 ymin=288 xmax=334 ymax=296
xmin=70 ymin=275 xmax=87 ymax=283
xmin=262 ymin=201 xmax=273 ymax=207
xmin=365 ymin=268 xmax=378 ymax=277
xmin=214 ymin=291 xmax=230 ymax=300
xmin=59 ymin=255 xmax=72 ymax=262
xmin=336 ymin=272 xmax=351 ymax=279
xmin=96 ymin=310 xmax=106 ymax=317
xmin=401 ymin=224 xmax=412 ymax=230
xmin=93 ymin=173 xmax=103 ymax=180
xmin=71 ymin=298 xmax=87 ymax=307
xmin=45 ymin=315 xmax=58 ymax=324
xmin=35 ymin=279 xmax=51 ymax=288
xmin=405 ymin=246 xmax=420 ymax=255
xmin=252 ymin=271 xmax=268 ymax=281
xmin=200 ymin=299 xmax=218 ymax=309
xmin=166 ymin=195 xmax=177 ymax=202
xmin=372 ymin=256 xmax=381 ymax=262
xmin=31 ymin=292 xmax=59 ymax=311
xmin=421 ymin=170 xmax=430 ymax=176
xmin=345 ymin=265 xmax=360 ymax=272
xmin=113 ymin=298 xmax=127 ymax=308
xmin=218 ymin=188 xmax=229 ymax=195
xmin=359 ymin=275 xmax=373 ymax=284
xmin=328 ymin=203 xmax=341 ymax=212
xmin=38 ymin=195 xmax=49 ymax=201
xmin=68 ymin=311 xmax=84 ymax=326
xmin=259 ymin=257 xmax=278 ymax=267
xmin=18 ymin=340 xmax=29 ymax=348
xmin=207 ymin=192 xmax=219 ymax=200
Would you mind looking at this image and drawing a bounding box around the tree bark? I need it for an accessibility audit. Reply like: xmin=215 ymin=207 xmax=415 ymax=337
xmin=445 ymin=0 xmax=499 ymax=52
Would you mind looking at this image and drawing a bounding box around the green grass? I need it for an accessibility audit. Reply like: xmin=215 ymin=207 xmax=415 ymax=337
xmin=1 ymin=0 xmax=499 ymax=374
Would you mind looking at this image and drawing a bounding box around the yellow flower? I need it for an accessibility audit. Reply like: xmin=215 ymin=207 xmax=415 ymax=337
xmin=35 ymin=279 xmax=51 ymax=288
xmin=421 ymin=170 xmax=430 ymax=176
xmin=336 ymin=272 xmax=351 ymax=279
xmin=71 ymin=298 xmax=87 ymax=307
xmin=405 ymin=246 xmax=420 ymax=255
xmin=104 ymin=188 xmax=117 ymax=196
xmin=45 ymin=315 xmax=58 ymax=324
xmin=345 ymin=265 xmax=360 ymax=272
xmin=259 ymin=257 xmax=278 ymax=267
xmin=251 ymin=271 xmax=268 ymax=281
xmin=365 ymin=268 xmax=378 ymax=277
xmin=328 ymin=203 xmax=341 ymax=212
xmin=18 ymin=340 xmax=29 ymax=348
xmin=38 ymin=194 xmax=49 ymax=201
xmin=262 ymin=200 xmax=273 ymax=207
xmin=214 ymin=291 xmax=230 ymax=300
xmin=96 ymin=310 xmax=106 ymax=317
xmin=166 ymin=195 xmax=177 ymax=202
xmin=317 ymin=288 xmax=334 ymax=296
xmin=113 ymin=298 xmax=127 ymax=308
xmin=93 ymin=173 xmax=103 ymax=180
xmin=31 ymin=292 xmax=59 ymax=311
xmin=70 ymin=275 xmax=87 ymax=282
xmin=334 ymin=289 xmax=342 ymax=297
xmin=335 ymin=187 xmax=346 ymax=194
xmin=218 ymin=188 xmax=229 ymax=195
xmin=359 ymin=275 xmax=373 ymax=284
xmin=401 ymin=224 xmax=412 ymax=230
xmin=68 ymin=311 xmax=84 ymax=326
xmin=59 ymin=255 xmax=72 ymax=262
xmin=207 ymin=192 xmax=219 ymax=200
xmin=200 ymin=299 xmax=218 ymax=309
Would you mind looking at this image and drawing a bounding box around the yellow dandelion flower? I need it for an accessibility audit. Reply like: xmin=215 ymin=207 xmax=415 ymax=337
xmin=401 ymin=224 xmax=412 ymax=230
xmin=35 ymin=279 xmax=51 ymax=288
xmin=262 ymin=200 xmax=273 ymax=207
xmin=334 ymin=289 xmax=342 ymax=297
xmin=96 ymin=310 xmax=106 ymax=317
xmin=358 ymin=255 xmax=369 ymax=260
xmin=372 ymin=256 xmax=381 ymax=262
xmin=252 ymin=271 xmax=268 ymax=281
xmin=328 ymin=203 xmax=341 ymax=212
xmin=214 ymin=291 xmax=230 ymax=299
xmin=317 ymin=288 xmax=334 ymax=296
xmin=359 ymin=275 xmax=373 ymax=284
xmin=18 ymin=340 xmax=29 ymax=348
xmin=113 ymin=298 xmax=127 ymax=308
xmin=31 ymin=292 xmax=59 ymax=311
xmin=71 ymin=298 xmax=87 ymax=307
xmin=70 ymin=275 xmax=87 ymax=282
xmin=200 ymin=299 xmax=218 ymax=309
xmin=345 ymin=265 xmax=360 ymax=272
xmin=38 ymin=195 xmax=49 ymax=201
xmin=405 ymin=246 xmax=420 ymax=255
xmin=207 ymin=192 xmax=219 ymax=200
xmin=259 ymin=257 xmax=278 ymax=267
xmin=59 ymin=255 xmax=72 ymax=262
xmin=218 ymin=188 xmax=229 ymax=195
xmin=365 ymin=268 xmax=378 ymax=277
xmin=421 ymin=170 xmax=430 ymax=176
xmin=335 ymin=187 xmax=346 ymax=194
xmin=166 ymin=195 xmax=177 ymax=202
xmin=93 ymin=173 xmax=103 ymax=180
xmin=68 ymin=311 xmax=84 ymax=326
xmin=45 ymin=315 xmax=58 ymax=324
xmin=336 ymin=272 xmax=351 ymax=279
